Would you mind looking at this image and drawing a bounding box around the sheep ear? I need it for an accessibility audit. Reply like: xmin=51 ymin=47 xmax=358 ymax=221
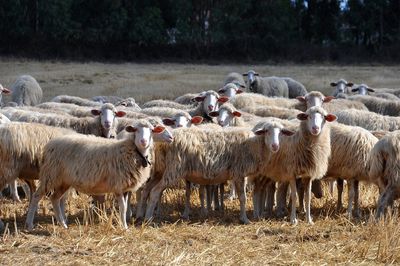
xmin=2 ymin=87 xmax=11 ymax=94
xmin=91 ymin=109 xmax=101 ymax=116
xmin=323 ymin=96 xmax=335 ymax=103
xmin=242 ymin=73 xmax=248 ymax=76
xmin=218 ymin=96 xmax=229 ymax=103
xmin=296 ymin=96 xmax=306 ymax=102
xmin=209 ymin=111 xmax=219 ymax=117
xmin=236 ymin=89 xmax=243 ymax=94
xmin=351 ymin=88 xmax=359 ymax=92
xmin=162 ymin=118 xmax=175 ymax=126
xmin=152 ymin=126 xmax=165 ymax=134
xmin=194 ymin=96 xmax=206 ymax=102
xmin=347 ymin=82 xmax=354 ymax=87
xmin=368 ymin=88 xmax=375 ymax=92
xmin=115 ymin=111 xmax=126 ymax=117
xmin=297 ymin=113 xmax=308 ymax=121
xmin=254 ymin=129 xmax=267 ymax=135
xmin=325 ymin=114 xmax=337 ymax=122
xmin=218 ymin=88 xmax=225 ymax=94
xmin=281 ymin=129 xmax=295 ymax=136
xmin=191 ymin=116 xmax=203 ymax=124
xmin=330 ymin=82 xmax=337 ymax=87
xmin=125 ymin=126 xmax=137 ymax=132
xmin=232 ymin=111 xmax=241 ymax=117
xmin=254 ymin=73 xmax=259 ymax=76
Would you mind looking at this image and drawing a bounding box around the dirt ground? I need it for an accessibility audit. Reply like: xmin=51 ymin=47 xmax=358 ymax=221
xmin=1 ymin=58 xmax=400 ymax=265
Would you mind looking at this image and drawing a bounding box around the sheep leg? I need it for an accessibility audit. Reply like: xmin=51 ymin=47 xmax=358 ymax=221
xmin=228 ymin=181 xmax=237 ymax=201
xmin=376 ymin=186 xmax=398 ymax=220
xmin=116 ymin=193 xmax=128 ymax=229
xmin=199 ymin=185 xmax=208 ymax=216
xmin=213 ymin=185 xmax=221 ymax=211
xmin=347 ymin=180 xmax=355 ymax=219
xmin=25 ymin=184 xmax=48 ymax=230
xmin=276 ymin=181 xmax=289 ymax=218
xmin=10 ymin=180 xmax=21 ymax=203
xmin=182 ymin=181 xmax=191 ymax=220
xmin=50 ymin=186 xmax=70 ymax=229
xmin=259 ymin=180 xmax=267 ymax=218
xmin=144 ymin=180 xmax=167 ymax=221
xmin=297 ymin=179 xmax=305 ymax=213
xmin=235 ymin=178 xmax=250 ymax=224
xmin=336 ymin=178 xmax=344 ymax=212
xmin=219 ymin=183 xmax=224 ymax=213
xmin=206 ymin=185 xmax=212 ymax=212
xmin=24 ymin=179 xmax=36 ymax=202
xmin=136 ymin=176 xmax=161 ymax=219
xmin=265 ymin=180 xmax=275 ymax=218
xmin=289 ymin=179 xmax=298 ymax=225
xmin=252 ymin=179 xmax=261 ymax=219
xmin=304 ymin=178 xmax=314 ymax=224
xmin=125 ymin=192 xmax=132 ymax=223
xmin=353 ymin=180 xmax=360 ymax=218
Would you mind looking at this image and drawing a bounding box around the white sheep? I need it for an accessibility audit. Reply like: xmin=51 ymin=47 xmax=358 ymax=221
xmin=368 ymin=131 xmax=400 ymax=219
xmin=330 ymin=79 xmax=354 ymax=97
xmin=10 ymin=75 xmax=43 ymax=106
xmin=51 ymin=95 xmax=101 ymax=107
xmin=223 ymin=72 xmax=246 ymax=90
xmin=351 ymin=84 xmax=400 ymax=100
xmin=25 ymin=119 xmax=167 ymax=230
xmin=139 ymin=123 xmax=295 ymax=224
xmin=0 ymin=122 xmax=75 ymax=231
xmin=347 ymin=94 xmax=400 ymax=116
xmin=282 ymin=77 xmax=308 ymax=98
xmin=142 ymin=99 xmax=193 ymax=110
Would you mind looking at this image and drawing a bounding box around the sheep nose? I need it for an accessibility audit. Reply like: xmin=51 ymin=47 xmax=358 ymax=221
xmin=271 ymin=143 xmax=279 ymax=152
xmin=208 ymin=105 xmax=214 ymax=111
xmin=176 ymin=124 xmax=183 ymax=128
xmin=104 ymin=122 xmax=111 ymax=129
xmin=218 ymin=120 xmax=224 ymax=126
xmin=311 ymin=126 xmax=320 ymax=134
xmin=140 ymin=139 xmax=148 ymax=146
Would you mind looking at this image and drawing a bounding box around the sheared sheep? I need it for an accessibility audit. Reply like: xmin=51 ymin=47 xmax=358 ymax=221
xmin=25 ymin=119 xmax=167 ymax=230
xmin=242 ymin=70 xmax=289 ymax=98
xmin=10 ymin=75 xmax=43 ymax=106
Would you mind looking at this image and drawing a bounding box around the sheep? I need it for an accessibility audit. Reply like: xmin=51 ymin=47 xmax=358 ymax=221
xmin=174 ymin=92 xmax=202 ymax=105
xmin=25 ymin=119 xmax=167 ymax=230
xmin=261 ymin=106 xmax=336 ymax=224
xmin=242 ymin=70 xmax=289 ymax=98
xmin=0 ymin=122 xmax=76 ymax=231
xmin=223 ymin=72 xmax=246 ymax=90
xmin=330 ymin=79 xmax=354 ymax=97
xmin=347 ymin=94 xmax=400 ymax=116
xmin=368 ymin=131 xmax=400 ymax=219
xmin=114 ymin=97 xmax=141 ymax=110
xmin=282 ymin=77 xmax=308 ymax=98
xmin=142 ymin=99 xmax=193 ymax=110
xmin=51 ymin=95 xmax=101 ymax=107
xmin=91 ymin=95 xmax=124 ymax=104
xmin=10 ymin=75 xmax=43 ymax=106
xmin=335 ymin=109 xmax=400 ymax=131
xmin=218 ymin=83 xmax=244 ymax=98
xmin=240 ymin=105 xmax=301 ymax=120
xmin=139 ymin=122 xmax=296 ymax=225
xmin=5 ymin=103 xmax=126 ymax=138
xmin=350 ymin=84 xmax=400 ymax=101
xmin=188 ymin=90 xmax=226 ymax=122
xmin=0 ymin=84 xmax=11 ymax=106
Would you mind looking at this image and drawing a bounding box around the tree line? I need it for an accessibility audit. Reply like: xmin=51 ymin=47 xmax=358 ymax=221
xmin=0 ymin=0 xmax=399 ymax=62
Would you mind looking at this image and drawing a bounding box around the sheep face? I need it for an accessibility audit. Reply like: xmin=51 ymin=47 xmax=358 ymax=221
xmin=126 ymin=124 xmax=165 ymax=153
xmin=163 ymin=114 xmax=203 ymax=128
xmin=297 ymin=108 xmax=337 ymax=136
xmin=155 ymin=127 xmax=174 ymax=143
xmin=352 ymin=84 xmax=375 ymax=95
xmin=194 ymin=91 xmax=222 ymax=115
xmin=254 ymin=123 xmax=295 ymax=153
xmin=91 ymin=105 xmax=126 ymax=138
xmin=209 ymin=108 xmax=241 ymax=127
xmin=331 ymin=79 xmax=353 ymax=96
xmin=218 ymin=83 xmax=243 ymax=98
xmin=297 ymin=92 xmax=334 ymax=109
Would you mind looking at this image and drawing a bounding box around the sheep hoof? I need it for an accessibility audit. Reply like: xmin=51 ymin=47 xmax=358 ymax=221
xmin=240 ymin=217 xmax=251 ymax=225
xmin=306 ymin=219 xmax=314 ymax=225
xmin=13 ymin=198 xmax=22 ymax=203
xmin=25 ymin=223 xmax=34 ymax=231
xmin=290 ymin=218 xmax=298 ymax=226
xmin=181 ymin=212 xmax=190 ymax=220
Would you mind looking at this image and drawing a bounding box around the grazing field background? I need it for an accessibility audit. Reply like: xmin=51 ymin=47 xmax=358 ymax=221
xmin=1 ymin=58 xmax=400 ymax=264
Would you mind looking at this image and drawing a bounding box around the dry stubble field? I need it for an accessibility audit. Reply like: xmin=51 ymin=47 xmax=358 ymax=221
xmin=1 ymin=58 xmax=400 ymax=265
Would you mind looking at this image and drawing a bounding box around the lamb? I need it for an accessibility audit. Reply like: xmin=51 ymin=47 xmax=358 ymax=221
xmin=242 ymin=70 xmax=289 ymax=98
xmin=368 ymin=131 xmax=400 ymax=218
xmin=25 ymin=119 xmax=167 ymax=230
xmin=139 ymin=122 xmax=296 ymax=225
xmin=142 ymin=99 xmax=193 ymax=110
xmin=51 ymin=95 xmax=101 ymax=107
xmin=0 ymin=122 xmax=75 ymax=231
xmin=223 ymin=72 xmax=246 ymax=90
xmin=335 ymin=109 xmax=400 ymax=131
xmin=10 ymin=75 xmax=43 ymax=106
xmin=0 ymin=84 xmax=11 ymax=106
xmin=330 ymin=79 xmax=354 ymax=97
xmin=347 ymin=94 xmax=400 ymax=116
xmin=5 ymin=103 xmax=126 ymax=138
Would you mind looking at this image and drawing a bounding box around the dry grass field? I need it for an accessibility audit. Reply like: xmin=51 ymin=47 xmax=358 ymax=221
xmin=1 ymin=57 xmax=400 ymax=265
